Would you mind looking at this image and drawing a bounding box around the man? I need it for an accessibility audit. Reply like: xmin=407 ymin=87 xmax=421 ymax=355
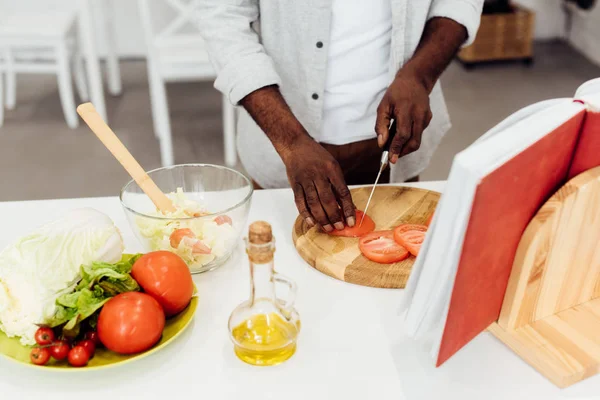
xmin=198 ymin=0 xmax=483 ymax=232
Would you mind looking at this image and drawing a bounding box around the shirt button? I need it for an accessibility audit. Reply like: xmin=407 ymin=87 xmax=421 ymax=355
xmin=312 ymin=93 xmax=319 ymax=100
xmin=316 ymin=41 xmax=323 ymax=48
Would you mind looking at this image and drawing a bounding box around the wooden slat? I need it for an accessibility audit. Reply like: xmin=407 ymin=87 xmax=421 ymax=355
xmin=499 ymin=167 xmax=600 ymax=330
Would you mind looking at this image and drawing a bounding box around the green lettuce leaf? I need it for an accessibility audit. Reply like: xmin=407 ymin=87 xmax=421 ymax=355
xmin=47 ymin=254 xmax=142 ymax=337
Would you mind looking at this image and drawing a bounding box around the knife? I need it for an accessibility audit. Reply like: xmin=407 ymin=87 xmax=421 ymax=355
xmin=360 ymin=120 xmax=397 ymax=227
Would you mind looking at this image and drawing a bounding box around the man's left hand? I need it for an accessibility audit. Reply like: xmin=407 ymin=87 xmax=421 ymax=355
xmin=375 ymin=68 xmax=433 ymax=164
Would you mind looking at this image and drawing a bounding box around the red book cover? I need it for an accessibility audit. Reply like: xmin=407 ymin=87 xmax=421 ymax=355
xmin=436 ymin=110 xmax=587 ymax=367
xmin=569 ymin=111 xmax=600 ymax=178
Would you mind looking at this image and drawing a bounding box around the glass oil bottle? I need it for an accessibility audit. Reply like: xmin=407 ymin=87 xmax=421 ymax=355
xmin=228 ymin=221 xmax=300 ymax=366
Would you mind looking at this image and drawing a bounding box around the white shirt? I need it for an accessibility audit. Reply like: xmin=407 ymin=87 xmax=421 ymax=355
xmin=320 ymin=0 xmax=393 ymax=145
xmin=198 ymin=0 xmax=485 ymax=187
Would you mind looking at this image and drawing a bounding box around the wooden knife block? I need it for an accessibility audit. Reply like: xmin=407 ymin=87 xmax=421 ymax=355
xmin=489 ymin=166 xmax=600 ymax=388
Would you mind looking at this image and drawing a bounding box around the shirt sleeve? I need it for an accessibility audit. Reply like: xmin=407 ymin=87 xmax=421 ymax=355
xmin=428 ymin=0 xmax=485 ymax=47
xmin=196 ymin=0 xmax=282 ymax=105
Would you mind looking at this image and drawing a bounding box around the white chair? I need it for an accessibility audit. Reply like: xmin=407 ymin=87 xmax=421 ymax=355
xmin=0 ymin=10 xmax=89 ymax=129
xmin=138 ymin=0 xmax=237 ymax=167
xmin=0 ymin=67 xmax=4 ymax=127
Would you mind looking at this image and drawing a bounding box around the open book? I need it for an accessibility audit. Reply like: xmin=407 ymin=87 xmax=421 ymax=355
xmin=401 ymin=78 xmax=600 ymax=366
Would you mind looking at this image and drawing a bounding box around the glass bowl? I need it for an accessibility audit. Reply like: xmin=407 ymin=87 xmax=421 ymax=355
xmin=120 ymin=164 xmax=253 ymax=274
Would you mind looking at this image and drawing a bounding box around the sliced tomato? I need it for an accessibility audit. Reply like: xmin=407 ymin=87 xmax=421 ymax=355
xmin=394 ymin=224 xmax=428 ymax=236
xmin=328 ymin=210 xmax=375 ymax=238
xmin=394 ymin=229 xmax=426 ymax=257
xmin=359 ymin=231 xmax=410 ymax=264
xmin=187 ymin=237 xmax=212 ymax=255
xmin=214 ymin=215 xmax=233 ymax=226
xmin=426 ymin=214 xmax=434 ymax=227
xmin=170 ymin=228 xmax=195 ymax=248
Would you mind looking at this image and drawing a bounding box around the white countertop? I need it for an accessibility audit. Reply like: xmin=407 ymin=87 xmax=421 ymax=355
xmin=1 ymin=182 xmax=599 ymax=400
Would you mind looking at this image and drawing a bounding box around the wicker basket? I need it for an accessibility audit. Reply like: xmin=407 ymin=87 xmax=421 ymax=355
xmin=458 ymin=4 xmax=535 ymax=65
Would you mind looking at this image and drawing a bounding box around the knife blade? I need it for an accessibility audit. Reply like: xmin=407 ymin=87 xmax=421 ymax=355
xmin=360 ymin=120 xmax=397 ymax=227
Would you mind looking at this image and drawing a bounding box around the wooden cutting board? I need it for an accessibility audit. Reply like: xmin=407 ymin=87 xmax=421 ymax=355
xmin=292 ymin=186 xmax=440 ymax=289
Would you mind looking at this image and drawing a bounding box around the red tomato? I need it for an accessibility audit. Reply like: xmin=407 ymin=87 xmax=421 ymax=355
xmin=30 ymin=347 xmax=51 ymax=366
xmin=328 ymin=211 xmax=375 ymax=238
xmin=426 ymin=214 xmax=434 ymax=227
xmin=170 ymin=228 xmax=195 ymax=248
xmin=169 ymin=229 xmax=211 ymax=255
xmin=98 ymin=292 xmax=165 ymax=354
xmin=190 ymin=240 xmax=211 ymax=255
xmin=79 ymin=339 xmax=96 ymax=357
xmin=394 ymin=229 xmax=426 ymax=257
xmin=84 ymin=331 xmax=101 ymax=347
xmin=34 ymin=327 xmax=55 ymax=346
xmin=49 ymin=340 xmax=70 ymax=361
xmin=214 ymin=215 xmax=233 ymax=225
xmin=359 ymin=231 xmax=410 ymax=264
xmin=131 ymin=251 xmax=194 ymax=317
xmin=68 ymin=346 xmax=90 ymax=367
xmin=393 ymin=224 xmax=428 ymax=235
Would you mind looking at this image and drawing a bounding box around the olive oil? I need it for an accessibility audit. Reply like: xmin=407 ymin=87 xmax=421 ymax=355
xmin=231 ymin=312 xmax=299 ymax=366
xmin=228 ymin=221 xmax=301 ymax=367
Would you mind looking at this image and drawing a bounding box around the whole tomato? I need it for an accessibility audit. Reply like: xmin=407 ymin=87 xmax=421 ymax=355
xmin=34 ymin=327 xmax=55 ymax=346
xmin=131 ymin=251 xmax=194 ymax=317
xmin=78 ymin=339 xmax=96 ymax=357
xmin=68 ymin=346 xmax=89 ymax=367
xmin=30 ymin=347 xmax=51 ymax=366
xmin=98 ymin=292 xmax=165 ymax=355
xmin=49 ymin=340 xmax=70 ymax=361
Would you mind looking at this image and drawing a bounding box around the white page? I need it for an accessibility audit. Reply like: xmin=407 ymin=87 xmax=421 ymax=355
xmin=575 ymin=78 xmax=600 ymax=98
xmin=473 ymin=99 xmax=568 ymax=145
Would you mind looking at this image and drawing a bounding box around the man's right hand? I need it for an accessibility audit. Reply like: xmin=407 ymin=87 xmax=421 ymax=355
xmin=240 ymin=85 xmax=356 ymax=231
xmin=281 ymin=135 xmax=356 ymax=232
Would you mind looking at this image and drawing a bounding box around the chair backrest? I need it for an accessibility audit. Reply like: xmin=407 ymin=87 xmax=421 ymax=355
xmin=138 ymin=0 xmax=214 ymax=79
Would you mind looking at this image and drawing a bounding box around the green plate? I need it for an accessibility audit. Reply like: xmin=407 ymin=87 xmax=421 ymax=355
xmin=0 ymin=294 xmax=198 ymax=371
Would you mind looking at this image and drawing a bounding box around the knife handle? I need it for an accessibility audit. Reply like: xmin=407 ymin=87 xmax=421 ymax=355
xmin=383 ymin=120 xmax=397 ymax=152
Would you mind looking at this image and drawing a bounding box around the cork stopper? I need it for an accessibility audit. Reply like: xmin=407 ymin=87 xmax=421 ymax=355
xmin=247 ymin=221 xmax=275 ymax=263
xmin=248 ymin=221 xmax=273 ymax=244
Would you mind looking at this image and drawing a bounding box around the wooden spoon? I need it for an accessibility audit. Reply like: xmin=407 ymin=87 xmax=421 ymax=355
xmin=77 ymin=102 xmax=176 ymax=214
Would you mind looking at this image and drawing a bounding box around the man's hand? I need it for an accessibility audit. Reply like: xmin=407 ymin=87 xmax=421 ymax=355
xmin=281 ymin=135 xmax=355 ymax=232
xmin=375 ymin=69 xmax=433 ymax=164
xmin=375 ymin=17 xmax=468 ymax=164
xmin=240 ymin=85 xmax=356 ymax=230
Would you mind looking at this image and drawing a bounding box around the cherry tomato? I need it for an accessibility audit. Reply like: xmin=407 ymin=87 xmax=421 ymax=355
xmin=68 ymin=346 xmax=90 ymax=367
xmin=131 ymin=251 xmax=194 ymax=317
xmin=328 ymin=210 xmax=376 ymax=238
xmin=30 ymin=347 xmax=51 ymax=366
xmin=98 ymin=292 xmax=165 ymax=354
xmin=49 ymin=340 xmax=70 ymax=361
xmin=393 ymin=229 xmax=426 ymax=257
xmin=359 ymin=231 xmax=410 ymax=264
xmin=214 ymin=215 xmax=233 ymax=226
xmin=84 ymin=331 xmax=101 ymax=347
xmin=34 ymin=327 xmax=55 ymax=346
xmin=79 ymin=339 xmax=96 ymax=358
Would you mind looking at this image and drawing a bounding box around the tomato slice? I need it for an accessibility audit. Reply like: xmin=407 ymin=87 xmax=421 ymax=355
xmin=358 ymin=231 xmax=410 ymax=264
xmin=393 ymin=229 xmax=426 ymax=257
xmin=426 ymin=214 xmax=434 ymax=227
xmin=328 ymin=210 xmax=375 ymax=238
xmin=214 ymin=215 xmax=233 ymax=226
xmin=170 ymin=228 xmax=195 ymax=248
xmin=394 ymin=224 xmax=428 ymax=235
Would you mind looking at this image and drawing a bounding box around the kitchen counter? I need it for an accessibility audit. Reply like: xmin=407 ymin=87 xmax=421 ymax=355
xmin=1 ymin=181 xmax=599 ymax=400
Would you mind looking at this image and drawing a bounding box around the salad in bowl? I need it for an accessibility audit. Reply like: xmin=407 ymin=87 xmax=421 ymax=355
xmin=120 ymin=164 xmax=253 ymax=273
